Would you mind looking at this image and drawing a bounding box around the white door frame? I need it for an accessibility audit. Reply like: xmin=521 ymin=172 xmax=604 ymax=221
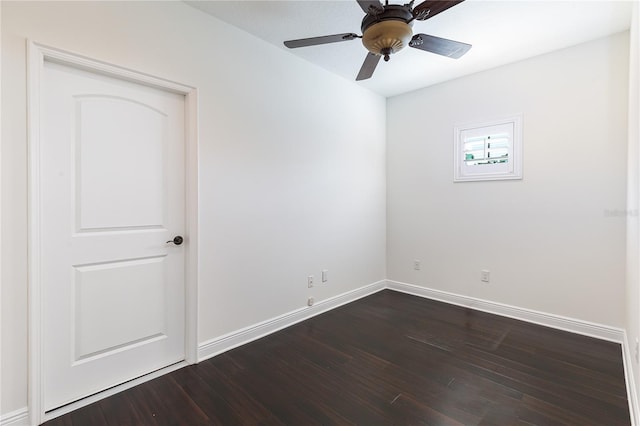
xmin=27 ymin=40 xmax=199 ymax=425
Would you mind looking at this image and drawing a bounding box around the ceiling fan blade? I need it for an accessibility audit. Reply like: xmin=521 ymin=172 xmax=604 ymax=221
xmin=356 ymin=0 xmax=383 ymax=14
xmin=284 ymin=33 xmax=359 ymax=49
xmin=413 ymin=0 xmax=464 ymax=21
xmin=409 ymin=34 xmax=471 ymax=59
xmin=356 ymin=53 xmax=381 ymax=81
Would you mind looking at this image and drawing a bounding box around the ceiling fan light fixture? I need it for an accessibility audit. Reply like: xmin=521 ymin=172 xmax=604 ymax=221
xmin=283 ymin=0 xmax=471 ymax=81
xmin=362 ymin=20 xmax=413 ymax=57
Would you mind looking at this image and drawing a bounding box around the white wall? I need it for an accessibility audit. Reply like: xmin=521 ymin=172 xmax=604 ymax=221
xmin=387 ymin=32 xmax=629 ymax=327
xmin=626 ymin=1 xmax=640 ymax=417
xmin=1 ymin=1 xmax=386 ymax=416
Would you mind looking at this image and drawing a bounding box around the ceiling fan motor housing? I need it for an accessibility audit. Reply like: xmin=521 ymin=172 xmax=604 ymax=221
xmin=361 ymin=5 xmax=414 ymax=57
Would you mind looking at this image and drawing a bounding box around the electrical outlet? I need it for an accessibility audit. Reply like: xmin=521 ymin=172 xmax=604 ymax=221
xmin=307 ymin=276 xmax=314 ymax=288
xmin=481 ymin=270 xmax=490 ymax=283
xmin=635 ymin=338 xmax=639 ymax=363
xmin=307 ymin=297 xmax=314 ymax=306
xmin=413 ymin=260 xmax=421 ymax=270
xmin=322 ymin=269 xmax=328 ymax=282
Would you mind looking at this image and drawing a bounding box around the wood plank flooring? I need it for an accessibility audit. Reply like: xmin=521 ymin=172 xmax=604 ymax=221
xmin=44 ymin=290 xmax=630 ymax=425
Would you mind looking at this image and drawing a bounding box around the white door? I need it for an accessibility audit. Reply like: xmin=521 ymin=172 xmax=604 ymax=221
xmin=40 ymin=59 xmax=186 ymax=412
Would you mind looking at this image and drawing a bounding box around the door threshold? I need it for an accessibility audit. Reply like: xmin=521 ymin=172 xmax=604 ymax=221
xmin=42 ymin=360 xmax=188 ymax=424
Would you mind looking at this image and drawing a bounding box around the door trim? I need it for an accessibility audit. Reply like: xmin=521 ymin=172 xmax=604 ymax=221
xmin=27 ymin=40 xmax=199 ymax=425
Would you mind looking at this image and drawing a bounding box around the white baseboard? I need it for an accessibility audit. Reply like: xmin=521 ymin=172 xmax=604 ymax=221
xmin=386 ymin=280 xmax=625 ymax=343
xmin=623 ymin=330 xmax=640 ymax=426
xmin=0 ymin=408 xmax=29 ymax=426
xmin=198 ymin=280 xmax=386 ymax=362
xmin=199 ymin=279 xmax=626 ymax=361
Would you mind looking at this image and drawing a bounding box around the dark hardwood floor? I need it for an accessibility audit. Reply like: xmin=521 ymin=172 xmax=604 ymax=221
xmin=44 ymin=290 xmax=630 ymax=425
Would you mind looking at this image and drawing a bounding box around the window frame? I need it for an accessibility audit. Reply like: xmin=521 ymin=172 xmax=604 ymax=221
xmin=453 ymin=114 xmax=523 ymax=182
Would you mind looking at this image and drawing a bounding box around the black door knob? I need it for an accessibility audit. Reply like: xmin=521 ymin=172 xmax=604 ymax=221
xmin=167 ymin=236 xmax=184 ymax=245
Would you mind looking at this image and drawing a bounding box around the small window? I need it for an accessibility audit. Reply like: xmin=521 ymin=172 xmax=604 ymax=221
xmin=454 ymin=115 xmax=523 ymax=182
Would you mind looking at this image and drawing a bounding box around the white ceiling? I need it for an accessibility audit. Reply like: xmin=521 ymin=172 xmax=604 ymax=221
xmin=186 ymin=0 xmax=633 ymax=97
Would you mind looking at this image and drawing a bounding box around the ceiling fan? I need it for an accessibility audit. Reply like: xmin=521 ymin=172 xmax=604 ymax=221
xmin=284 ymin=0 xmax=471 ymax=81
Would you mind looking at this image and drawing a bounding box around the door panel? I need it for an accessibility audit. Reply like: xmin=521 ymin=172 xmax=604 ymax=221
xmin=73 ymin=256 xmax=168 ymax=362
xmin=41 ymin=60 xmax=186 ymax=411
xmin=76 ymin=95 xmax=167 ymax=231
